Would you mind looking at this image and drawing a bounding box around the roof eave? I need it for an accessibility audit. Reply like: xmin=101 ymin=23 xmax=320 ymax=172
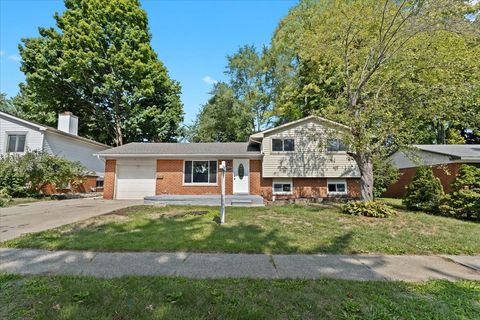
xmin=94 ymin=153 xmax=263 ymax=159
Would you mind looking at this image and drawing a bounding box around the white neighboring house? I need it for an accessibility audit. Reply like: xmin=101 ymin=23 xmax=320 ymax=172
xmin=0 ymin=111 xmax=109 ymax=189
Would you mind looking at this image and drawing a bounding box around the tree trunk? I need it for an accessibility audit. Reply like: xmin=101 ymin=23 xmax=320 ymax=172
xmin=353 ymin=152 xmax=374 ymax=201
xmin=114 ymin=120 xmax=123 ymax=146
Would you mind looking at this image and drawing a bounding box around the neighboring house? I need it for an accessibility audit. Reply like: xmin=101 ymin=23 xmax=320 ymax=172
xmin=0 ymin=111 xmax=109 ymax=193
xmin=97 ymin=116 xmax=361 ymax=200
xmin=384 ymin=144 xmax=480 ymax=198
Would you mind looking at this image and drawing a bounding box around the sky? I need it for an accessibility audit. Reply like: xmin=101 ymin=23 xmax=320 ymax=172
xmin=0 ymin=0 xmax=297 ymax=124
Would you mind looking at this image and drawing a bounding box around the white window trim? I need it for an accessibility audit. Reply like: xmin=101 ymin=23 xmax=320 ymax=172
xmin=182 ymin=159 xmax=218 ymax=186
xmin=271 ymin=137 xmax=295 ymax=153
xmin=272 ymin=179 xmax=293 ymax=195
xmin=327 ymin=178 xmax=348 ymax=195
xmin=5 ymin=131 xmax=28 ymax=154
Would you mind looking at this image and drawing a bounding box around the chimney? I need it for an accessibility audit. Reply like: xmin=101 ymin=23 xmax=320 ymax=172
xmin=57 ymin=112 xmax=79 ymax=136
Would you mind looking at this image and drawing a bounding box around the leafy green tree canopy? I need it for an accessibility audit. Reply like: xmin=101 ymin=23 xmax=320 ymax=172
xmin=187 ymin=83 xmax=253 ymax=142
xmin=17 ymin=0 xmax=183 ymax=145
xmin=271 ymin=0 xmax=479 ymax=200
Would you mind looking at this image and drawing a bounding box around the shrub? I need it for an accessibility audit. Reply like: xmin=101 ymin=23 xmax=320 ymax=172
xmin=0 ymin=154 xmax=29 ymax=197
xmin=403 ymin=166 xmax=444 ymax=212
xmin=440 ymin=165 xmax=480 ymax=220
xmin=373 ymin=156 xmax=399 ymax=198
xmin=0 ymin=151 xmax=88 ymax=197
xmin=343 ymin=201 xmax=396 ymax=218
xmin=0 ymin=188 xmax=12 ymax=207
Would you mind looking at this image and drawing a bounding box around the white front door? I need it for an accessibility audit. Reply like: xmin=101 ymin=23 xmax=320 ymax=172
xmin=233 ymin=159 xmax=249 ymax=194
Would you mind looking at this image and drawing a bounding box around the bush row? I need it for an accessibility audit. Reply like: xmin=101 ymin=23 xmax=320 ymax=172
xmin=403 ymin=164 xmax=480 ymax=220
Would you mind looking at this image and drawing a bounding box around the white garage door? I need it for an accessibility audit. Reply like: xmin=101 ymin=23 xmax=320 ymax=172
xmin=116 ymin=159 xmax=156 ymax=199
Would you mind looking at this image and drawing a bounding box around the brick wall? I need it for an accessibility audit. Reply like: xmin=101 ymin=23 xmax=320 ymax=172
xmin=383 ymin=163 xmax=462 ymax=198
xmin=155 ymin=159 xmax=234 ymax=195
xmin=261 ymin=177 xmax=361 ymax=201
xmin=42 ymin=175 xmax=99 ymax=195
xmin=103 ymin=159 xmax=116 ymax=199
xmin=105 ymin=157 xmax=361 ymax=201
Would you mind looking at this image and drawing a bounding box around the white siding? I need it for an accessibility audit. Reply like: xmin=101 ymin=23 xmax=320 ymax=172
xmin=262 ymin=119 xmax=360 ymax=178
xmin=390 ymin=150 xmax=453 ymax=169
xmin=0 ymin=115 xmax=44 ymax=153
xmin=43 ymin=131 xmax=107 ymax=176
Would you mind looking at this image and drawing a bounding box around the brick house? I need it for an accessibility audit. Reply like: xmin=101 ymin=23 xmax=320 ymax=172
xmin=383 ymin=144 xmax=480 ymax=198
xmin=97 ymin=116 xmax=361 ymax=201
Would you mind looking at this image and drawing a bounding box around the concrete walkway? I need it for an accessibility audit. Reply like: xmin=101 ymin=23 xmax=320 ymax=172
xmin=1 ymin=248 xmax=479 ymax=281
xmin=0 ymin=198 xmax=142 ymax=241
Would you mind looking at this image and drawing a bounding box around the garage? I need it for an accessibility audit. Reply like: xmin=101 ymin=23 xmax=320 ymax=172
xmin=115 ymin=159 xmax=156 ymax=199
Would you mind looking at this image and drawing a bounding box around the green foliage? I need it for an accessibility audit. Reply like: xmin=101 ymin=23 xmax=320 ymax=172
xmin=17 ymin=0 xmax=183 ymax=146
xmin=0 ymin=188 xmax=13 ymax=207
xmin=270 ymin=0 xmax=480 ymax=199
xmin=403 ymin=167 xmax=444 ymax=213
xmin=0 ymin=151 xmax=87 ymax=196
xmin=0 ymin=154 xmax=29 ymax=197
xmin=188 ymin=83 xmax=253 ymax=142
xmin=189 ymin=45 xmax=276 ymax=142
xmin=343 ymin=201 xmax=396 ymax=218
xmin=440 ymin=165 xmax=480 ymax=220
xmin=373 ymin=156 xmax=399 ymax=198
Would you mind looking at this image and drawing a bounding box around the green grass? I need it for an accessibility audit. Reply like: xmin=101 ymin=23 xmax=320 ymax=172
xmin=1 ymin=274 xmax=479 ymax=319
xmin=2 ymin=203 xmax=479 ymax=254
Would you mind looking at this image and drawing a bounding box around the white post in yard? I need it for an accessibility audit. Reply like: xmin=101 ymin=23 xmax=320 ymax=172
xmin=220 ymin=161 xmax=226 ymax=224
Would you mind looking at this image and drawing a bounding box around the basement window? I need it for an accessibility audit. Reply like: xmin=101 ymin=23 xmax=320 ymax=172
xmin=272 ymin=179 xmax=293 ymax=195
xmin=184 ymin=160 xmax=217 ymax=184
xmin=327 ymin=179 xmax=347 ymax=194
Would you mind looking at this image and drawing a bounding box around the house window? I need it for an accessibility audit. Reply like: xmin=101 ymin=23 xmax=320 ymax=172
xmin=272 ymin=138 xmax=295 ymax=152
xmin=327 ymin=179 xmax=347 ymax=194
xmin=6 ymin=134 xmax=26 ymax=153
xmin=184 ymin=160 xmax=217 ymax=184
xmin=96 ymin=178 xmax=104 ymax=188
xmin=326 ymin=138 xmax=346 ymax=152
xmin=272 ymin=179 xmax=293 ymax=195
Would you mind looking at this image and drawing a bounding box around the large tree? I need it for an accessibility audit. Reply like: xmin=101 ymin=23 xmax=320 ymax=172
xmin=226 ymin=45 xmax=275 ymax=132
xmin=187 ymin=83 xmax=252 ymax=142
xmin=272 ymin=0 xmax=479 ymax=200
xmin=17 ymin=0 xmax=183 ymax=145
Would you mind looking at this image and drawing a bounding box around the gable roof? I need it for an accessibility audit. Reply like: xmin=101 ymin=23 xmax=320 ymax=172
xmin=413 ymin=144 xmax=480 ymax=160
xmin=249 ymin=115 xmax=349 ymax=140
xmin=96 ymin=142 xmax=261 ymax=157
xmin=0 ymin=111 xmax=109 ymax=148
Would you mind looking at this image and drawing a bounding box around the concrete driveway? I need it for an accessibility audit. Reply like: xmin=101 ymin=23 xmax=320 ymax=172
xmin=0 ymin=198 xmax=142 ymax=241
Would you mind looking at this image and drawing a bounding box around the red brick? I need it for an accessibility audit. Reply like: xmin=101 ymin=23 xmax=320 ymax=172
xmin=383 ymin=163 xmax=462 ymax=198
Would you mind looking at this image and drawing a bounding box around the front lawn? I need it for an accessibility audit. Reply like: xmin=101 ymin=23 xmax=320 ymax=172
xmin=1 ymin=274 xmax=478 ymax=320
xmin=2 ymin=203 xmax=479 ymax=254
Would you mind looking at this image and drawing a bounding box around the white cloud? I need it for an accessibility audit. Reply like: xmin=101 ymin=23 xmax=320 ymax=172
xmin=8 ymin=55 xmax=21 ymax=62
xmin=202 ymin=75 xmax=218 ymax=85
xmin=0 ymin=50 xmax=4 ymax=56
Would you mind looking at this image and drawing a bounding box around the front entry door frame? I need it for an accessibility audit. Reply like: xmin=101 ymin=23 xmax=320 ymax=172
xmin=233 ymin=159 xmax=250 ymax=194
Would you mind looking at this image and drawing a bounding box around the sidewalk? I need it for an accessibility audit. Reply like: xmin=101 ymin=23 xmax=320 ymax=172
xmin=1 ymin=248 xmax=479 ymax=281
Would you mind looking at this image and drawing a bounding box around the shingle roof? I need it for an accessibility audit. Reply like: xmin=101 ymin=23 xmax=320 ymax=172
xmin=96 ymin=142 xmax=261 ymax=157
xmin=0 ymin=111 xmax=109 ymax=148
xmin=415 ymin=144 xmax=480 ymax=160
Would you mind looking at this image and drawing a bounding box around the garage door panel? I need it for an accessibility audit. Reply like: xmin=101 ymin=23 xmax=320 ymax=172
xmin=116 ymin=160 xmax=156 ymax=199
